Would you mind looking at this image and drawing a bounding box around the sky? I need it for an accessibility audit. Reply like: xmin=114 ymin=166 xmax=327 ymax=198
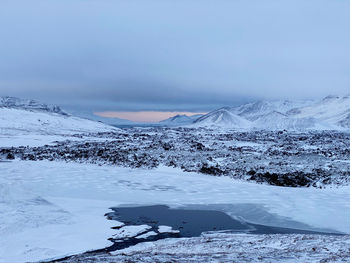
xmin=0 ymin=0 xmax=349 ymax=121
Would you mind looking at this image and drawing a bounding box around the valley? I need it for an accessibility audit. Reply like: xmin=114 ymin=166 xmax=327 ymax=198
xmin=1 ymin=97 xmax=350 ymax=263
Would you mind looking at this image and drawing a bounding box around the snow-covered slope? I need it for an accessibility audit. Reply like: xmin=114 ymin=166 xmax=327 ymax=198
xmin=288 ymin=95 xmax=350 ymax=128
xmin=193 ymin=107 xmax=252 ymax=128
xmin=0 ymin=107 xmax=117 ymax=136
xmin=0 ymin=97 xmax=118 ymax=136
xmin=252 ymin=111 xmax=318 ymax=130
xmin=234 ymin=100 xmax=313 ymax=121
xmin=339 ymin=113 xmax=350 ymax=128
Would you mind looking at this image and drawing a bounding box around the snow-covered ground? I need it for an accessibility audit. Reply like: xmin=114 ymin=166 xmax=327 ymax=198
xmin=1 ymin=160 xmax=350 ymax=262
xmin=0 ymin=134 xmax=123 ymax=148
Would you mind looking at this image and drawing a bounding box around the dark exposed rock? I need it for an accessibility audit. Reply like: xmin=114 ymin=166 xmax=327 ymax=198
xmin=6 ymin=153 xmax=15 ymax=160
xmin=249 ymin=171 xmax=316 ymax=187
xmin=199 ymin=165 xmax=225 ymax=176
xmin=1 ymin=128 xmax=350 ymax=187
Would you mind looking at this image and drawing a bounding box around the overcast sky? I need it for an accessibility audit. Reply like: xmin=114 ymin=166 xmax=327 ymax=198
xmin=0 ymin=0 xmax=349 ymax=113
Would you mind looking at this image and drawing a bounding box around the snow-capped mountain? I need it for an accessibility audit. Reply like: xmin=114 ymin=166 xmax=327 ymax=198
xmin=193 ymin=107 xmax=252 ymax=128
xmin=193 ymin=96 xmax=350 ymax=130
xmin=0 ymin=96 xmax=68 ymax=115
xmin=233 ymin=100 xmax=313 ymax=121
xmin=287 ymin=95 xmax=350 ymax=128
xmin=0 ymin=97 xmax=117 ymax=136
xmin=253 ymin=111 xmax=320 ymax=130
xmin=160 ymin=114 xmax=203 ymax=126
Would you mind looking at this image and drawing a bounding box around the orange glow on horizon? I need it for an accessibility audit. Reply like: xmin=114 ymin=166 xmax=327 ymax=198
xmin=94 ymin=111 xmax=207 ymax=122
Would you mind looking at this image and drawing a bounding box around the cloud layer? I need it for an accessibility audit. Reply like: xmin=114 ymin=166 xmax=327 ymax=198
xmin=0 ymin=0 xmax=349 ymax=111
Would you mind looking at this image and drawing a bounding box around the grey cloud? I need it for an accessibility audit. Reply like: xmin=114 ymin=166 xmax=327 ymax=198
xmin=0 ymin=0 xmax=349 ymax=111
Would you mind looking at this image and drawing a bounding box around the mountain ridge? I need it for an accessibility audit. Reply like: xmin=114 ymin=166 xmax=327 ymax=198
xmin=0 ymin=96 xmax=69 ymax=116
xmin=193 ymin=95 xmax=350 ymax=130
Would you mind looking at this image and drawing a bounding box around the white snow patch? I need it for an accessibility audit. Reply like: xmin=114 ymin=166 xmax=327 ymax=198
xmin=158 ymin=225 xmax=180 ymax=234
xmin=113 ymin=225 xmax=152 ymax=239
xmin=136 ymin=231 xmax=158 ymax=239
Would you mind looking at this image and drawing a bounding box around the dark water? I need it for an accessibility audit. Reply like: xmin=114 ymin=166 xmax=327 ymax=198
xmin=107 ymin=205 xmax=335 ymax=237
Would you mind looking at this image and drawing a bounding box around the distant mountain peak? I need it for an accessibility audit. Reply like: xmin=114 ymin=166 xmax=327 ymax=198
xmin=160 ymin=114 xmax=203 ymax=126
xmin=194 ymin=107 xmax=251 ymax=128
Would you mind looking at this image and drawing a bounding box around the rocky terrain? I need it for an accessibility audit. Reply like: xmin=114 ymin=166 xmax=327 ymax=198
xmin=46 ymin=233 xmax=350 ymax=263
xmin=2 ymin=127 xmax=350 ymax=187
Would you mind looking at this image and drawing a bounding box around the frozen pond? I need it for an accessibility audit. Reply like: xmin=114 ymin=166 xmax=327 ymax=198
xmin=105 ymin=204 xmax=341 ymax=251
